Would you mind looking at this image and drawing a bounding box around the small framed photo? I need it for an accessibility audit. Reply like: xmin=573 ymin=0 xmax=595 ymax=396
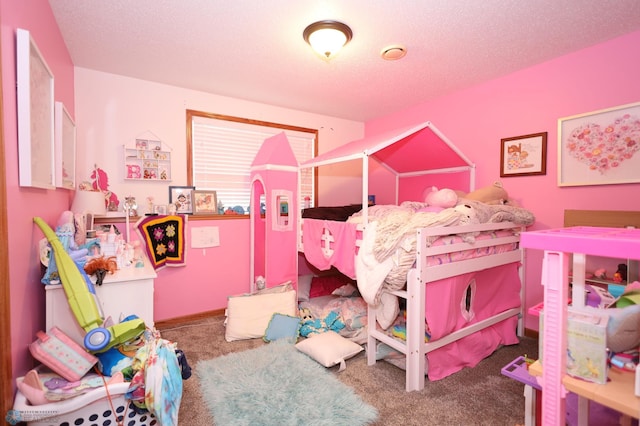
xmin=193 ymin=190 xmax=218 ymax=215
xmin=500 ymin=132 xmax=547 ymax=177
xmin=154 ymin=204 xmax=167 ymax=215
xmin=558 ymin=101 xmax=640 ymax=187
xmin=169 ymin=186 xmax=195 ymax=214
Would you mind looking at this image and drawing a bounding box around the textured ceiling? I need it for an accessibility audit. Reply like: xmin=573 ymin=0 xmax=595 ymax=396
xmin=48 ymin=0 xmax=640 ymax=122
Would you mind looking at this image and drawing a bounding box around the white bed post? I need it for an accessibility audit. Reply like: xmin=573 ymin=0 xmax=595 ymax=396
xmin=518 ymin=225 xmax=525 ymax=336
xmin=406 ymin=263 xmax=426 ymax=391
xmin=469 ymin=164 xmax=476 ymax=191
xmin=362 ymin=155 xmax=369 ymax=225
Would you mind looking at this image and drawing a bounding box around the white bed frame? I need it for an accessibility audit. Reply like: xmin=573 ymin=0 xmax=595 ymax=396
xmin=366 ymin=221 xmax=524 ymax=391
xmin=297 ymin=121 xmax=525 ymax=391
xmin=298 ymin=217 xmax=525 ymax=391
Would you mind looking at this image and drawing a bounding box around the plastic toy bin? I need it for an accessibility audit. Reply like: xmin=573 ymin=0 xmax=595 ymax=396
xmin=11 ymin=382 xmax=156 ymax=426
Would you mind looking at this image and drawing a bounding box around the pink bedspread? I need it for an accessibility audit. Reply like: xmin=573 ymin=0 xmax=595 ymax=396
xmin=425 ymin=263 xmax=521 ymax=380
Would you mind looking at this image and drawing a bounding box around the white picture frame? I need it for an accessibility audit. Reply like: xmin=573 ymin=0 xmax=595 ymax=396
xmin=54 ymin=102 xmax=76 ymax=189
xmin=17 ymin=28 xmax=55 ymax=189
xmin=558 ymin=101 xmax=640 ymax=187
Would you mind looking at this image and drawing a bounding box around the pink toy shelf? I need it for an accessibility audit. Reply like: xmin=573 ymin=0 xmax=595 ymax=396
xmin=521 ymin=226 xmax=640 ymax=259
xmin=521 ymin=226 xmax=640 ymax=426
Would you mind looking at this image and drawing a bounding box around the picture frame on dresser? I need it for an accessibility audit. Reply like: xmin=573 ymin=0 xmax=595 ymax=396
xmin=499 ymin=132 xmax=547 ymax=177
xmin=193 ymin=190 xmax=218 ymax=215
xmin=154 ymin=204 xmax=168 ymax=215
xmin=558 ymin=101 xmax=640 ymax=187
xmin=16 ymin=28 xmax=56 ymax=189
xmin=169 ymin=186 xmax=195 ymax=214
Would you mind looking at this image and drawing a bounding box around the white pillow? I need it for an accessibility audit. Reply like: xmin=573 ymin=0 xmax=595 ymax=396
xmin=225 ymin=289 xmax=296 ymax=342
xmin=332 ymin=283 xmax=359 ymax=297
xmin=256 ymin=281 xmax=293 ymax=294
xmin=295 ymin=331 xmax=363 ymax=371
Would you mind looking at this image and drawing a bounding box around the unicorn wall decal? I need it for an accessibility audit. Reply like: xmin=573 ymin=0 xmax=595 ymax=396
xmin=90 ymin=165 xmax=119 ymax=211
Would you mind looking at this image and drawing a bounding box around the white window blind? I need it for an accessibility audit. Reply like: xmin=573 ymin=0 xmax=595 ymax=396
xmin=189 ymin=113 xmax=316 ymax=214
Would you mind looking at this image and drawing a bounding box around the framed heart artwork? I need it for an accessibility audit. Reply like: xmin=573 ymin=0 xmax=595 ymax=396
xmin=558 ymin=101 xmax=640 ymax=187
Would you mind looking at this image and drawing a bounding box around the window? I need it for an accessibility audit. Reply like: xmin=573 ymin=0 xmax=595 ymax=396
xmin=187 ymin=110 xmax=317 ymax=215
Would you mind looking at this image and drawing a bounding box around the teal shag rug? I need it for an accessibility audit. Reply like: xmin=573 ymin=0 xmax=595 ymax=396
xmin=196 ymin=341 xmax=378 ymax=426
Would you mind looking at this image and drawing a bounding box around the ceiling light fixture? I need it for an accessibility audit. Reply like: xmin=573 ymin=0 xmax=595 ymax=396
xmin=303 ymin=20 xmax=353 ymax=60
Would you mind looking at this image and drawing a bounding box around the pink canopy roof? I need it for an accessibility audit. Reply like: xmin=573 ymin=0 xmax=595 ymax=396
xmin=300 ymin=121 xmax=473 ymax=175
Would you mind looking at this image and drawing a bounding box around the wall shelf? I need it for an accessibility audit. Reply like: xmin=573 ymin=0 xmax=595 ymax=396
xmin=123 ymin=138 xmax=171 ymax=181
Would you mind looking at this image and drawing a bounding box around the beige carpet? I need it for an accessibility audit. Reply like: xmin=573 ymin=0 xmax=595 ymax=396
xmin=160 ymin=316 xmax=538 ymax=426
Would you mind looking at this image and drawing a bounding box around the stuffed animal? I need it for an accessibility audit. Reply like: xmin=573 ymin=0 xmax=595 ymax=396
xmin=453 ymin=203 xmax=482 ymax=243
xmin=424 ymin=186 xmax=458 ymax=208
xmin=299 ymin=307 xmax=313 ymax=322
xmin=453 ymin=203 xmax=480 ymax=225
xmin=614 ymin=264 xmax=628 ymax=283
xmin=455 ymin=181 xmax=513 ymax=205
xmin=299 ymin=310 xmax=345 ymax=337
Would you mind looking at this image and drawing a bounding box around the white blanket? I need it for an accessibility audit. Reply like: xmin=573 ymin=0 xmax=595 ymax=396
xmin=354 ymin=201 xmax=535 ymax=330
xmin=355 ymin=221 xmax=396 ymax=328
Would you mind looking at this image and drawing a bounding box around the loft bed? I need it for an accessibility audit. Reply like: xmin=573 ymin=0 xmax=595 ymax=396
xmin=297 ymin=121 xmax=535 ymax=391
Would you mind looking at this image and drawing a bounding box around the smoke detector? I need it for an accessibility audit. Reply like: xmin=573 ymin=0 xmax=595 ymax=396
xmin=380 ymin=44 xmax=407 ymax=61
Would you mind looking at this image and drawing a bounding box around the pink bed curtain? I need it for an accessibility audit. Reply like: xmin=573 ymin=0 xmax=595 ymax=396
xmin=425 ymin=263 xmax=521 ymax=380
xmin=302 ymin=219 xmax=358 ymax=278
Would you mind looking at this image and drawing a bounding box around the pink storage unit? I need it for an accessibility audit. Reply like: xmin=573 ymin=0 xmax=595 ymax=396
xmin=521 ymin=226 xmax=640 ymax=425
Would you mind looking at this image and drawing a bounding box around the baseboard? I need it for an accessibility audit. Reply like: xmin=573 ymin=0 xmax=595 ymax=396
xmin=155 ymin=309 xmax=225 ymax=329
xmin=523 ymin=328 xmax=539 ymax=340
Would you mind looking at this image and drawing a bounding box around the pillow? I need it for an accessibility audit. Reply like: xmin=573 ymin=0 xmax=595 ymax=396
xmin=332 ymin=283 xmax=359 ymax=297
xmin=225 ymin=289 xmax=296 ymax=342
xmin=256 ymin=281 xmax=293 ymax=294
xmin=295 ymin=331 xmax=363 ymax=371
xmin=298 ymin=275 xmax=313 ymax=302
xmin=263 ymin=313 xmax=301 ymax=343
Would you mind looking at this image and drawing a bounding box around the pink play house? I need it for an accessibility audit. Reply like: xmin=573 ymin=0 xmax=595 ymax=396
xmin=250 ymin=132 xmax=299 ymax=292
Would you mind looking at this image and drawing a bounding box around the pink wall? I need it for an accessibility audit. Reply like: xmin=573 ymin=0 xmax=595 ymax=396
xmin=366 ymin=30 xmax=640 ymax=330
xmin=1 ymin=0 xmax=75 ymax=382
xmin=107 ymin=219 xmax=251 ymax=319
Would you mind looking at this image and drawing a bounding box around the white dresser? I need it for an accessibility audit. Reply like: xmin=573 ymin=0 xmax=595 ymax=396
xmin=45 ymin=259 xmax=157 ymax=346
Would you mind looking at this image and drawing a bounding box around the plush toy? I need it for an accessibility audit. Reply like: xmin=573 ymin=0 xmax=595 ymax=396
xmin=456 ymin=181 xmax=513 ymax=205
xmin=453 ymin=203 xmax=480 ymax=225
xmin=594 ymin=268 xmax=607 ymax=280
xmin=424 ymin=186 xmax=458 ymax=209
xmin=299 ymin=310 xmax=345 ymax=337
xmin=453 ymin=203 xmax=482 ymax=243
xmin=614 ymin=264 xmax=628 ymax=283
xmin=299 ymin=307 xmax=313 ymax=322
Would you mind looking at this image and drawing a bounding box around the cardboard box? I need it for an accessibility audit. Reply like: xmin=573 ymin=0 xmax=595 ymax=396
xmin=539 ymin=306 xmax=609 ymax=384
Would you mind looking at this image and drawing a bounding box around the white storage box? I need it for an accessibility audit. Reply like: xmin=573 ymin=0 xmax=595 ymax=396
xmin=11 ymin=382 xmax=155 ymax=425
